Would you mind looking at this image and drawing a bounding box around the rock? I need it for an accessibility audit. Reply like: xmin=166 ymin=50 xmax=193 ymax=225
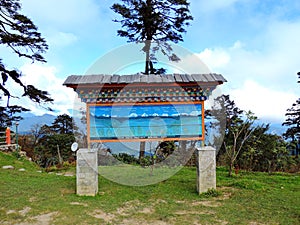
xmin=19 ymin=151 xmax=27 ymax=157
xmin=6 ymin=209 xmax=16 ymax=215
xmin=2 ymin=165 xmax=14 ymax=170
xmin=18 ymin=168 xmax=26 ymax=172
xmin=64 ymin=172 xmax=75 ymax=177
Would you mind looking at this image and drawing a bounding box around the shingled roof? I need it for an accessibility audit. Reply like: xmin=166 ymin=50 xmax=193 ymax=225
xmin=63 ymin=73 xmax=227 ymax=86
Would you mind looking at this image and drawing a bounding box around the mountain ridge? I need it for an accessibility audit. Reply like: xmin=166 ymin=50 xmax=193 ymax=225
xmin=14 ymin=113 xmax=287 ymax=136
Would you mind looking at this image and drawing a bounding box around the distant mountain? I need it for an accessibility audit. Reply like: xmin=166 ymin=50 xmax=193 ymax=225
xmin=255 ymin=119 xmax=287 ymax=136
xmin=14 ymin=112 xmax=287 ymax=137
xmin=17 ymin=113 xmax=56 ymax=134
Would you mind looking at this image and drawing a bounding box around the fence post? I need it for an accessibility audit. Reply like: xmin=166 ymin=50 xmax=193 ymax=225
xmin=196 ymin=146 xmax=216 ymax=194
xmin=15 ymin=122 xmax=19 ymax=152
xmin=6 ymin=127 xmax=11 ymax=145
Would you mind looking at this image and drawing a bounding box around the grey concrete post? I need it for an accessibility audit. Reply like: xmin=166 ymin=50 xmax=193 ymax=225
xmin=196 ymin=146 xmax=216 ymax=194
xmin=76 ymin=149 xmax=98 ymax=196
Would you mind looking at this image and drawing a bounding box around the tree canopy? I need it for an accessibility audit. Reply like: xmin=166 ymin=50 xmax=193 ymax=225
xmin=0 ymin=0 xmax=53 ymax=106
xmin=51 ymin=114 xmax=77 ymax=135
xmin=282 ymin=72 xmax=300 ymax=155
xmin=111 ymin=0 xmax=193 ymax=74
xmin=0 ymin=0 xmax=53 ymax=129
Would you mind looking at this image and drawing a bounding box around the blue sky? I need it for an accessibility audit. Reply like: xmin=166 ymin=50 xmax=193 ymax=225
xmin=1 ymin=0 xmax=300 ymax=124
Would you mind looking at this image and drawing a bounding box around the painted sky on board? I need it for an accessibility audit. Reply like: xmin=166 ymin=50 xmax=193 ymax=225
xmin=1 ymin=0 xmax=299 ymax=124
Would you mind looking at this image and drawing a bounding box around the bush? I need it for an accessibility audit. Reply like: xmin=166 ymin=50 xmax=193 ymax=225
xmin=112 ymin=153 xmax=139 ymax=165
xmin=202 ymin=188 xmax=222 ymax=197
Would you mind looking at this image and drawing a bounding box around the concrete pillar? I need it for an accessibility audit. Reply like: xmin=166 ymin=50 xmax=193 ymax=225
xmin=76 ymin=149 xmax=98 ymax=196
xmin=196 ymin=146 xmax=216 ymax=194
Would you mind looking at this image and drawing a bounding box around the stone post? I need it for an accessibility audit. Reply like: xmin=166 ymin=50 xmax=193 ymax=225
xmin=76 ymin=149 xmax=98 ymax=196
xmin=196 ymin=146 xmax=216 ymax=194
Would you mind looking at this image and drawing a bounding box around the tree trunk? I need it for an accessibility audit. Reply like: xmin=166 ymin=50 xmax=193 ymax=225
xmin=180 ymin=140 xmax=187 ymax=151
xmin=139 ymin=141 xmax=146 ymax=161
xmin=57 ymin=144 xmax=63 ymax=165
xmin=144 ymin=41 xmax=151 ymax=75
xmin=228 ymin=160 xmax=234 ymax=176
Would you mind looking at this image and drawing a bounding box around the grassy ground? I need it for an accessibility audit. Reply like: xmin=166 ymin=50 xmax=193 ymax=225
xmin=0 ymin=152 xmax=299 ymax=225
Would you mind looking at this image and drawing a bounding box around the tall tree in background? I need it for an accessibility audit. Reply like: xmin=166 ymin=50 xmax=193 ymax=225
xmin=282 ymin=72 xmax=300 ymax=156
xmin=217 ymin=95 xmax=260 ymax=176
xmin=0 ymin=0 xmax=53 ymax=127
xmin=111 ymin=0 xmax=193 ymax=74
xmin=51 ymin=114 xmax=77 ymax=135
xmin=32 ymin=114 xmax=76 ymax=167
xmin=0 ymin=105 xmax=28 ymax=128
xmin=112 ymin=0 xmax=193 ymax=160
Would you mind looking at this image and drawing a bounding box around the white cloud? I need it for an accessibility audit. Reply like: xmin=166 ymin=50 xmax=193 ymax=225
xmin=8 ymin=64 xmax=76 ymax=116
xmin=197 ymin=48 xmax=231 ymax=70
xmin=196 ymin=19 xmax=300 ymax=122
xmin=171 ymin=53 xmax=211 ymax=74
xmin=230 ymin=80 xmax=297 ymax=121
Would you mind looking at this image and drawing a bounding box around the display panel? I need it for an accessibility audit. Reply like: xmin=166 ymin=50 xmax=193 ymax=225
xmin=88 ymin=103 xmax=204 ymax=142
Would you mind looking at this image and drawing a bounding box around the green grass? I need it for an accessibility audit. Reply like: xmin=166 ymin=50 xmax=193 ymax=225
xmin=0 ymin=152 xmax=299 ymax=224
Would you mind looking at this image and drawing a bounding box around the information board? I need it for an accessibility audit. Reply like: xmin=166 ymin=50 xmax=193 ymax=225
xmin=88 ymin=102 xmax=204 ymax=142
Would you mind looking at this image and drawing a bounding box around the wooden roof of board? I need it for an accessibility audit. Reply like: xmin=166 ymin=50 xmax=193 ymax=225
xmin=63 ymin=73 xmax=227 ymax=86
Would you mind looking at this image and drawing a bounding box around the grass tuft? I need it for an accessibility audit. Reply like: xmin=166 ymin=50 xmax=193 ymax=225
xmin=201 ymin=188 xmax=222 ymax=197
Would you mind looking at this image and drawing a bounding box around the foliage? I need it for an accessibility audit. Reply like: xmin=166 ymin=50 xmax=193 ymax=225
xmin=283 ymin=99 xmax=300 ymax=140
xmin=34 ymin=134 xmax=75 ymax=168
xmin=210 ymin=95 xmax=298 ymax=174
xmin=50 ymin=114 xmax=77 ymax=134
xmin=0 ymin=0 xmax=52 ymax=106
xmin=201 ymin=188 xmax=222 ymax=198
xmin=112 ymin=153 xmax=139 ymax=165
xmin=282 ymin=98 xmax=300 ymax=156
xmin=139 ymin=155 xmax=153 ymax=166
xmin=213 ymin=95 xmax=259 ymax=176
xmin=112 ymin=153 xmax=153 ymax=167
xmin=0 ymin=105 xmax=29 ymax=128
xmin=0 ymin=0 xmax=53 ymax=132
xmin=155 ymin=140 xmax=176 ymax=160
xmin=111 ymin=0 xmax=193 ymax=74
xmin=17 ymin=114 xmax=77 ymax=167
xmin=225 ymin=110 xmax=259 ymax=176
xmin=282 ymin=72 xmax=300 ymax=156
xmin=239 ymin=133 xmax=294 ymax=173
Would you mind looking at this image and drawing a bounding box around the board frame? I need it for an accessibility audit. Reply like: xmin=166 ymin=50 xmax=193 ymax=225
xmin=86 ymin=101 xmax=205 ymax=144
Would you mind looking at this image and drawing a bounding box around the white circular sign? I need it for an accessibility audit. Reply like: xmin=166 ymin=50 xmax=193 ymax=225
xmin=71 ymin=142 xmax=79 ymax=152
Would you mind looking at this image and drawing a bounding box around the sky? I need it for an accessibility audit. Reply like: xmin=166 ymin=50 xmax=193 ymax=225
xmin=1 ymin=0 xmax=300 ymax=125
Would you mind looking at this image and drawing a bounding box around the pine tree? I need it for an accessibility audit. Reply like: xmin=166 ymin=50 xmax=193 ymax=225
xmin=51 ymin=114 xmax=77 ymax=135
xmin=283 ymin=101 xmax=300 ymax=155
xmin=282 ymin=72 xmax=300 ymax=155
xmin=0 ymin=0 xmax=53 ymax=128
xmin=111 ymin=0 xmax=193 ymax=74
xmin=112 ymin=0 xmax=193 ymax=160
